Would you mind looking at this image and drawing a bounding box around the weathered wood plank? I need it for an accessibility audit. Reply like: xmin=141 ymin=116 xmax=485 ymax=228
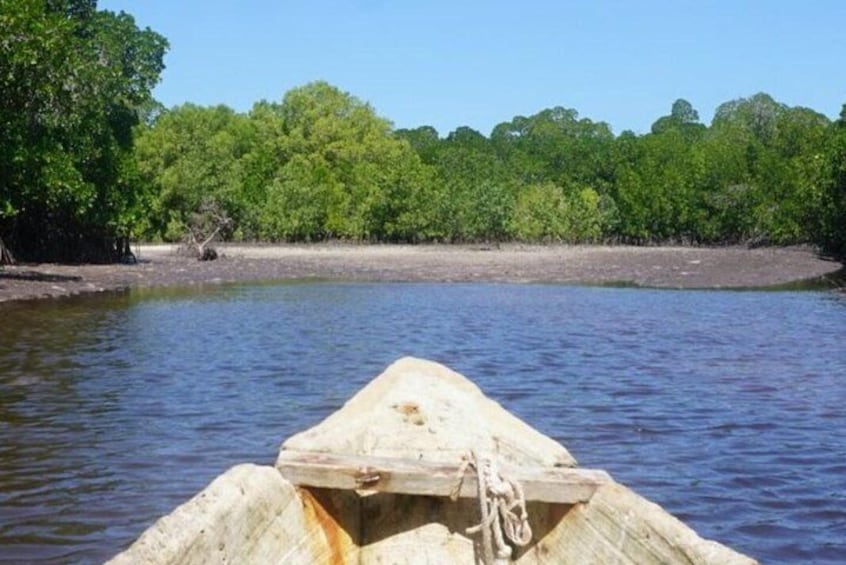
xmin=276 ymin=450 xmax=611 ymax=504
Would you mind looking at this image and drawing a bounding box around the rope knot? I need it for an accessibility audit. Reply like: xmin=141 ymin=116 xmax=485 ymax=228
xmin=455 ymin=451 xmax=532 ymax=564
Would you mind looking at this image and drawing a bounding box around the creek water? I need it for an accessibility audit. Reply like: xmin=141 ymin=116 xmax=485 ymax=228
xmin=1 ymin=282 xmax=845 ymax=564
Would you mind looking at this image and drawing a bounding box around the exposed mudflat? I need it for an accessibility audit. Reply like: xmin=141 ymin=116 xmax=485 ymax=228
xmin=0 ymin=244 xmax=842 ymax=303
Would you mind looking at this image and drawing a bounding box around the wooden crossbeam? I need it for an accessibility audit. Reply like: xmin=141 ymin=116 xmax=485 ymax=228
xmin=276 ymin=450 xmax=611 ymax=504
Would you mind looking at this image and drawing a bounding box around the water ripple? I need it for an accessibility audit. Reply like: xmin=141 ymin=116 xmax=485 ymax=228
xmin=1 ymin=284 xmax=845 ymax=563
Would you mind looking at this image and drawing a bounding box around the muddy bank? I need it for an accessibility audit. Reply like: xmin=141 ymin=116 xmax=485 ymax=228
xmin=0 ymin=244 xmax=842 ymax=303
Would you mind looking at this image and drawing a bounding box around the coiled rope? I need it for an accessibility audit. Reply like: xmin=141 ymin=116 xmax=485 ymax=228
xmin=452 ymin=451 xmax=532 ymax=565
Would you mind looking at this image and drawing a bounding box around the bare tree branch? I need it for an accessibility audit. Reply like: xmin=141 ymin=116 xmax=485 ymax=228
xmin=180 ymin=200 xmax=231 ymax=260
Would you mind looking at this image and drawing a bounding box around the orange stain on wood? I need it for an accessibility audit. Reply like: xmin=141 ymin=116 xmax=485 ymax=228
xmin=298 ymin=488 xmax=349 ymax=565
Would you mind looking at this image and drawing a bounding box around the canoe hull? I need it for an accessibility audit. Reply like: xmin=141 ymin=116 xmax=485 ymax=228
xmin=109 ymin=358 xmax=757 ymax=564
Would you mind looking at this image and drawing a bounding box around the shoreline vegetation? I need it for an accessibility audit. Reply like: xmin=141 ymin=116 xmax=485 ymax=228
xmin=0 ymin=244 xmax=842 ymax=304
xmin=2 ymin=4 xmax=845 ymax=289
xmin=3 ymin=6 xmax=846 ymax=268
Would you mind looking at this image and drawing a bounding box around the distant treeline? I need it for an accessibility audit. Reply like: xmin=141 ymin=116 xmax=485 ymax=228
xmin=134 ymin=84 xmax=846 ymax=257
xmin=2 ymin=2 xmax=845 ymax=263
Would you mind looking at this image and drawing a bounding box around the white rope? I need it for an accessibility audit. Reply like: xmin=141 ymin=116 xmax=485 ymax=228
xmin=453 ymin=451 xmax=532 ymax=565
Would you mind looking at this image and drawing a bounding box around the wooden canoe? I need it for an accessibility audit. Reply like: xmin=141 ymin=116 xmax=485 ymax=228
xmin=108 ymin=357 xmax=757 ymax=564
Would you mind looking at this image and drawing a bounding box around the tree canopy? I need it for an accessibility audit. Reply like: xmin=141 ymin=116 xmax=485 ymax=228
xmin=0 ymin=0 xmax=167 ymax=262
xmin=113 ymin=87 xmax=846 ymax=256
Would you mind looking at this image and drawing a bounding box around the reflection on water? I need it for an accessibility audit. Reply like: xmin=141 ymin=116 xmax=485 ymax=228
xmin=1 ymin=284 xmax=845 ymax=563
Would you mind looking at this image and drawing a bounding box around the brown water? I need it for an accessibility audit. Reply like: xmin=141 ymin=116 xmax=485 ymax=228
xmin=1 ymin=283 xmax=845 ymax=563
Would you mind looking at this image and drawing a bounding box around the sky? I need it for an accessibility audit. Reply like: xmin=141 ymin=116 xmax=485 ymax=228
xmin=98 ymin=0 xmax=845 ymax=136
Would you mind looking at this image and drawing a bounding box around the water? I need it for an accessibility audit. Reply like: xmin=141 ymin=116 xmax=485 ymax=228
xmin=1 ymin=283 xmax=845 ymax=564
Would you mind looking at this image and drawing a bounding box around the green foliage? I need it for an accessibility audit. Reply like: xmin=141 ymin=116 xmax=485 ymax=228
xmin=260 ymin=154 xmax=333 ymax=241
xmin=511 ymin=183 xmax=568 ymax=241
xmin=394 ymin=126 xmax=440 ymax=163
xmin=570 ymin=186 xmax=606 ymax=242
xmin=510 ymin=184 xmax=605 ymax=242
xmin=257 ymin=82 xmax=439 ymax=241
xmin=112 ymin=75 xmax=846 ymax=254
xmin=703 ymin=95 xmax=832 ymax=244
xmin=0 ymin=0 xmax=167 ymax=261
xmin=134 ymin=104 xmax=252 ymax=239
xmin=816 ymin=109 xmax=846 ymax=256
xmin=135 ymin=82 xmax=441 ymax=243
xmin=429 ymin=130 xmax=515 ymax=241
xmin=491 ymin=107 xmax=615 ymax=188
xmin=651 ymin=99 xmax=706 ymax=139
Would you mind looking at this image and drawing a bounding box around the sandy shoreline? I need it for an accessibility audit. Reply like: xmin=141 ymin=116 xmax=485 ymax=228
xmin=0 ymin=243 xmax=842 ymax=303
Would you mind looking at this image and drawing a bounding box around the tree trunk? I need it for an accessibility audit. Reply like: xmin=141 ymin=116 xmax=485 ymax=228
xmin=0 ymin=236 xmax=14 ymax=265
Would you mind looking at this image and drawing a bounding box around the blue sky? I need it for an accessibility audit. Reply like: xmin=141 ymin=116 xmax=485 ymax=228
xmin=99 ymin=0 xmax=845 ymax=136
